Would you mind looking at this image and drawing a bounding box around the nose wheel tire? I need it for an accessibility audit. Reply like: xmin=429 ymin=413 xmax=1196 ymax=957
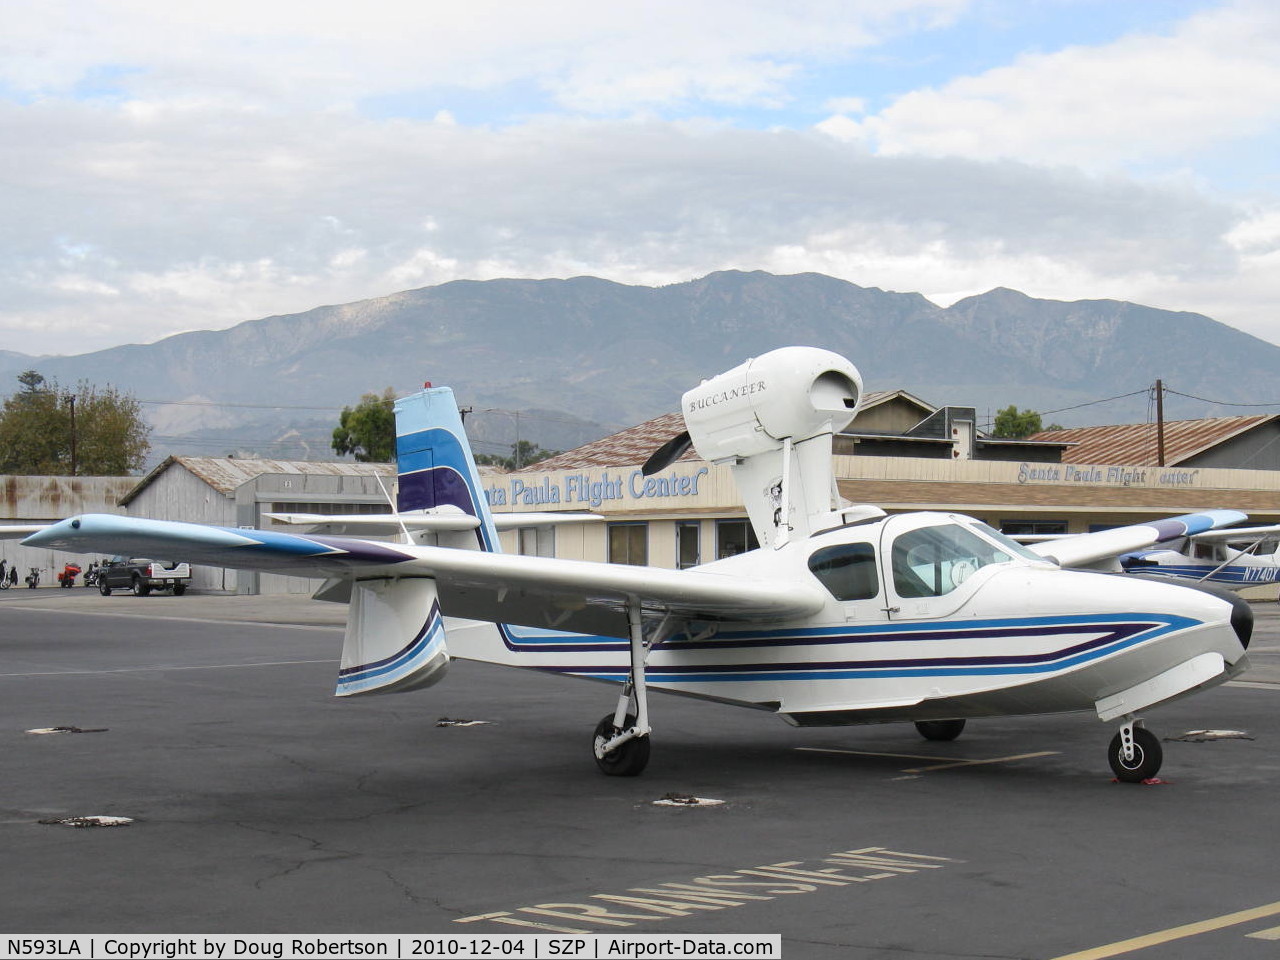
xmin=1109 ymin=726 xmax=1163 ymax=782
xmin=592 ymin=713 xmax=651 ymax=777
xmin=915 ymin=719 xmax=966 ymax=742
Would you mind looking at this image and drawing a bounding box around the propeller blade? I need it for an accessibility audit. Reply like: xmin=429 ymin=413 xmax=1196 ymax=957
xmin=642 ymin=430 xmax=693 ymax=476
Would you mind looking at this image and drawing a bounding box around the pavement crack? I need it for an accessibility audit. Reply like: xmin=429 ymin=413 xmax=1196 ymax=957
xmin=230 ymin=820 xmax=360 ymax=890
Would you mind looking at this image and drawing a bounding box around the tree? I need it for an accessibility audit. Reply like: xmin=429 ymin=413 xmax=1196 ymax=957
xmin=332 ymin=388 xmax=397 ymax=462
xmin=475 ymin=440 xmax=560 ymax=471
xmin=992 ymin=405 xmax=1044 ymax=439
xmin=0 ymin=373 xmax=150 ymax=475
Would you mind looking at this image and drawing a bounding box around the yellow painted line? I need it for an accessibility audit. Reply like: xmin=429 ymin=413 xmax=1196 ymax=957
xmin=902 ymin=750 xmax=1058 ymax=773
xmin=796 ymin=746 xmax=1059 ymax=773
xmin=1246 ymin=924 xmax=1280 ymax=940
xmin=797 ymin=747 xmax=970 ymax=764
xmin=1048 ymin=899 xmax=1280 ymax=959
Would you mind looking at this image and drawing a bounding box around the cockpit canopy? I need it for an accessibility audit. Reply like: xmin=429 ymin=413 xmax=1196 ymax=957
xmin=807 ymin=517 xmax=1046 ymax=602
xmin=890 ymin=521 xmax=1037 ymax=598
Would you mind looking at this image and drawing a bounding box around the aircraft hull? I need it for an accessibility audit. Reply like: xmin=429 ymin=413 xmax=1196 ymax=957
xmin=445 ymin=570 xmax=1249 ymax=728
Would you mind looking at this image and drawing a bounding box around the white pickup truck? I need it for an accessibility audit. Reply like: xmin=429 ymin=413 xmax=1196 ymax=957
xmin=99 ymin=558 xmax=192 ymax=596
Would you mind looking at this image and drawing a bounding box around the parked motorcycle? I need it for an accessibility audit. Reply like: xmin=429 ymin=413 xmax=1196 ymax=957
xmin=83 ymin=562 xmax=100 ymax=588
xmin=57 ymin=563 xmax=82 ymax=588
xmin=25 ymin=567 xmax=41 ymax=589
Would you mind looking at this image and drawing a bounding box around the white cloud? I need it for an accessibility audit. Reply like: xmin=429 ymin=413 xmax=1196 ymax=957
xmin=834 ymin=0 xmax=1280 ymax=169
xmin=2 ymin=0 xmax=1280 ymax=359
xmin=0 ymin=95 xmax=1259 ymax=352
xmin=0 ymin=0 xmax=966 ymax=113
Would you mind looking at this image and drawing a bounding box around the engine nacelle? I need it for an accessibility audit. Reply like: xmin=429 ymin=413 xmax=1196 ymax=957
xmin=682 ymin=346 xmax=863 ymax=463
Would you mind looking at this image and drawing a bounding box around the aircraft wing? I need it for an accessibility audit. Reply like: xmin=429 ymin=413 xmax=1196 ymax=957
xmin=1025 ymin=510 xmax=1248 ymax=569
xmin=24 ymin=514 xmax=826 ymax=637
xmin=1187 ymin=524 xmax=1280 ymax=544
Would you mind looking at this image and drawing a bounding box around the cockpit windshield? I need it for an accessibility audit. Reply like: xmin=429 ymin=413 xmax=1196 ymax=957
xmin=969 ymin=521 xmax=1050 ymax=564
xmin=891 ymin=521 xmax=1028 ymax=599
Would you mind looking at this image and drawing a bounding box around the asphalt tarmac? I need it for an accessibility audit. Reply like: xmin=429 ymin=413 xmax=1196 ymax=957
xmin=4 ymin=587 xmax=1280 ymax=959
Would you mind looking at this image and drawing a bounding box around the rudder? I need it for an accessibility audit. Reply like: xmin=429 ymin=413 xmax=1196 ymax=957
xmin=394 ymin=386 xmax=500 ymax=552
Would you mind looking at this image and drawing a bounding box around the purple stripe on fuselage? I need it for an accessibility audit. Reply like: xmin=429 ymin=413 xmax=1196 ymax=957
xmin=538 ymin=622 xmax=1150 ymax=675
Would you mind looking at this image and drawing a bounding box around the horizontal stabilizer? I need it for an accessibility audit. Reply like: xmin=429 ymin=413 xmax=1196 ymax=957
xmin=0 ymin=524 xmax=49 ymax=540
xmin=263 ymin=512 xmax=600 ymax=537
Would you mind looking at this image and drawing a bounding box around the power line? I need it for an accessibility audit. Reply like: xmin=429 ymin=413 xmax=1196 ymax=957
xmin=1037 ymin=388 xmax=1151 ymax=417
xmin=136 ymin=397 xmax=603 ymax=428
xmin=138 ymin=398 xmax=343 ymax=411
xmin=1163 ymin=387 xmax=1280 ymax=409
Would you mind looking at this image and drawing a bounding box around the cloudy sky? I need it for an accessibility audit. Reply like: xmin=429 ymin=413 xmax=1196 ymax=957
xmin=2 ymin=0 xmax=1278 ymax=356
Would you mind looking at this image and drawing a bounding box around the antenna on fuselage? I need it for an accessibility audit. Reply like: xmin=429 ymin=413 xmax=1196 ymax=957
xmin=375 ymin=472 xmax=412 ymax=544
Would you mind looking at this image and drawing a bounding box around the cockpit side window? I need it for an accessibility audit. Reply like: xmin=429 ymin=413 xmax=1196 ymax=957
xmin=891 ymin=523 xmax=1014 ymax=598
xmin=808 ymin=542 xmax=879 ymax=601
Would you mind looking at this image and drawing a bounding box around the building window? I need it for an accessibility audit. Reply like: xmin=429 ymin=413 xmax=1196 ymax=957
xmin=518 ymin=525 xmax=556 ymax=558
xmin=676 ymin=521 xmax=701 ymax=569
xmin=1000 ymin=520 xmax=1068 ymax=537
xmin=716 ymin=519 xmax=759 ymax=559
xmin=808 ymin=543 xmax=879 ymax=601
xmin=608 ymin=523 xmax=648 ymax=565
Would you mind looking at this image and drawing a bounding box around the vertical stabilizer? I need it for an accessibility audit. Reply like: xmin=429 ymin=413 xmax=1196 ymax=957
xmin=394 ymin=386 xmax=500 ymax=552
xmin=333 ymin=385 xmax=501 ymax=697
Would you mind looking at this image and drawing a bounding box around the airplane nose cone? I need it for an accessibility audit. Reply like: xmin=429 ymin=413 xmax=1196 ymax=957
xmin=1129 ymin=574 xmax=1253 ymax=649
xmin=1230 ymin=592 xmax=1254 ymax=649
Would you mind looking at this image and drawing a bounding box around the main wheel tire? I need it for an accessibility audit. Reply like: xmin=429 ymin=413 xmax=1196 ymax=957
xmin=172 ymin=583 xmax=187 ymax=596
xmin=592 ymin=713 xmax=651 ymax=776
xmin=99 ymin=580 xmax=111 ymax=596
xmin=131 ymin=576 xmax=150 ymax=597
xmin=1108 ymin=727 xmax=1163 ymax=782
xmin=915 ymin=719 xmax=966 ymax=742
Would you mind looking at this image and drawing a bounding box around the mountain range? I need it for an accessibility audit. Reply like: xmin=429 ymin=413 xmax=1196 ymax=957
xmin=2 ymin=270 xmax=1276 ymax=469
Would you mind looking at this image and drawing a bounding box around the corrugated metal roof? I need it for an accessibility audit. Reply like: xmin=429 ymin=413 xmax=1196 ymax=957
xmin=1029 ymin=415 xmax=1279 ymax=465
xmin=123 ymin=456 xmax=395 ymax=502
xmin=526 ymin=391 xmax=908 ymax=472
xmin=528 ymin=412 xmax=690 ymax=471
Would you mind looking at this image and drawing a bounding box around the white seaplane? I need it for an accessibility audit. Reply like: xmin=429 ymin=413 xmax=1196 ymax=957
xmin=23 ymin=347 xmax=1256 ymax=782
xmin=1119 ymin=526 xmax=1280 ymax=594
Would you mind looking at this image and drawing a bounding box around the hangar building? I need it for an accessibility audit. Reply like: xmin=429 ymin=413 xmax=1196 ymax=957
xmin=5 ymin=403 xmax=1280 ymax=596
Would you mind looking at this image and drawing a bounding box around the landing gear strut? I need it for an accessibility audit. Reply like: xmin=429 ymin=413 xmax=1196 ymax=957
xmin=592 ymin=602 xmax=664 ymax=776
xmin=1108 ymin=718 xmax=1163 ymax=782
xmin=592 ymin=713 xmax=650 ymax=776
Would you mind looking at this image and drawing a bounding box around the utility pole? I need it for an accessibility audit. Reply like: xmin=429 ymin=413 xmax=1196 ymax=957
xmin=65 ymin=393 xmax=77 ymax=477
xmin=1154 ymin=379 xmax=1165 ymax=467
xmin=514 ymin=411 xmax=522 ymax=469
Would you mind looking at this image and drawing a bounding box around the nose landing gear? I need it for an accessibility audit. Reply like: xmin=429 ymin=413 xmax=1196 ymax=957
xmin=1108 ymin=718 xmax=1163 ymax=782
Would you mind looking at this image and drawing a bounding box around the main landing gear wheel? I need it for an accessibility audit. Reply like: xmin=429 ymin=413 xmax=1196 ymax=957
xmin=1108 ymin=726 xmax=1163 ymax=782
xmin=593 ymin=713 xmax=650 ymax=777
xmin=915 ymin=719 xmax=966 ymax=742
